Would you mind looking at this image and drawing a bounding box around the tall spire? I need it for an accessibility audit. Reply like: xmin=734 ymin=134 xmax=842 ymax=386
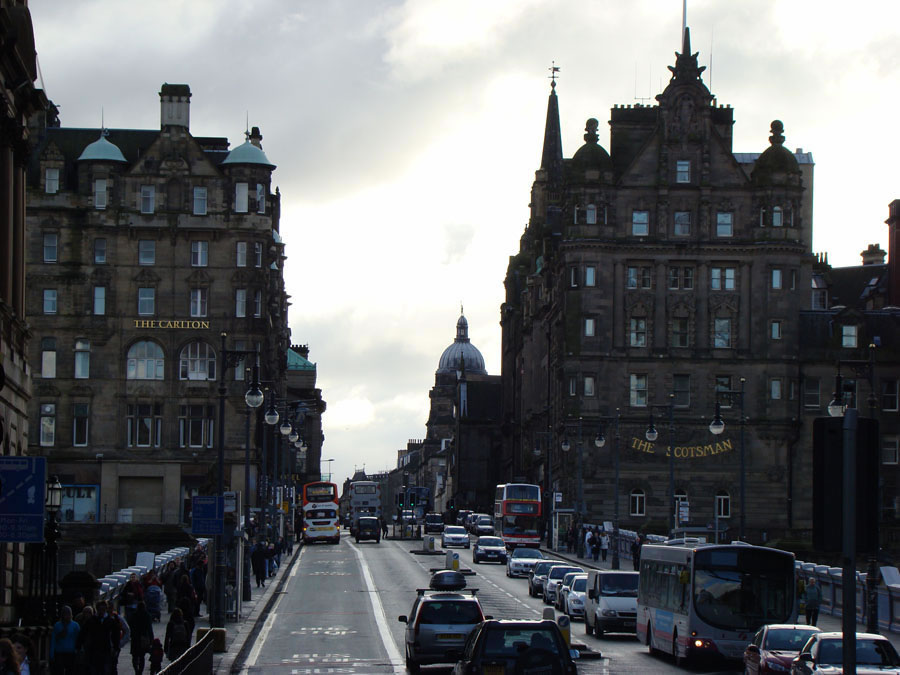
xmin=667 ymin=26 xmax=706 ymax=84
xmin=540 ymin=62 xmax=564 ymax=184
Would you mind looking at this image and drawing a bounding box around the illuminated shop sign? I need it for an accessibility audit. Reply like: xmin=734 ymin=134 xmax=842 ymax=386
xmin=629 ymin=436 xmax=734 ymax=459
xmin=133 ymin=320 xmax=211 ymax=329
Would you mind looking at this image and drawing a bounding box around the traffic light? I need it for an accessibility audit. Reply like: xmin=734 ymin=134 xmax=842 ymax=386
xmin=397 ymin=491 xmax=405 ymax=508
xmin=409 ymin=491 xmax=417 ymax=507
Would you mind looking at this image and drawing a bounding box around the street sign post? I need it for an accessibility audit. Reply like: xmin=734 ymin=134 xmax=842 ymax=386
xmin=191 ymin=496 xmax=224 ymax=536
xmin=0 ymin=456 xmax=47 ymax=543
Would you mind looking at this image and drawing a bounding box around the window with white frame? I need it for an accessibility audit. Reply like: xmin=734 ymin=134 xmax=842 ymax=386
xmin=254 ymin=242 xmax=263 ymax=267
xmin=179 ymin=404 xmax=215 ymax=448
xmin=804 ymin=377 xmax=820 ymax=408
xmin=882 ymin=436 xmax=898 ymax=465
xmin=140 ymin=185 xmax=155 ymax=214
xmin=569 ymin=267 xmax=579 ymax=288
xmin=138 ymin=240 xmax=155 ymax=265
xmin=94 ymin=238 xmax=107 ymax=264
xmin=630 ymin=489 xmax=645 ymax=516
xmin=882 ymin=380 xmax=899 ymax=412
xmin=41 ymin=338 xmax=56 ymax=378
xmin=676 ymin=160 xmax=690 ymax=183
xmin=94 ymin=178 xmax=107 ymax=210
xmin=585 ymin=204 xmax=597 ymax=225
xmin=138 ymin=287 xmax=155 ymax=316
xmin=568 ymin=376 xmax=577 ymax=397
xmin=673 ymin=373 xmax=691 ymax=407
xmin=235 ymin=182 xmax=248 ymax=213
xmin=93 ymin=286 xmax=105 ymax=315
xmin=713 ymin=318 xmax=732 ymax=348
xmin=629 ymin=317 xmax=647 ymax=347
xmin=254 ymin=290 xmax=262 ymax=317
xmin=711 ymin=266 xmax=736 ymax=290
xmin=236 ymin=241 xmax=247 ymax=267
xmin=74 ymin=339 xmax=90 ymax=379
xmin=772 ymin=206 xmax=783 ymax=227
xmin=43 ymin=289 xmax=57 ymax=314
xmin=841 ymin=324 xmax=858 ymax=348
xmin=771 ymin=320 xmax=783 ymax=340
xmin=43 ymin=233 xmax=58 ymax=262
xmin=584 ymin=318 xmax=596 ymax=337
xmin=632 ymin=210 xmax=649 ymax=236
xmin=45 ymin=167 xmax=59 ymax=194
xmin=626 ymin=265 xmax=652 ymax=290
xmin=235 ymin=288 xmax=247 ymax=317
xmin=772 ymin=268 xmax=783 ymax=289
xmin=584 ymin=266 xmax=596 ymax=287
xmin=257 ymin=183 xmax=266 ymax=214
xmin=127 ymin=403 xmax=163 ymax=448
xmin=716 ymin=212 xmax=733 ymax=237
xmin=190 ymin=241 xmax=208 ymax=267
xmin=179 ymin=341 xmax=216 ymax=380
xmin=770 ymin=378 xmax=783 ymax=400
xmin=127 ymin=341 xmax=164 ymax=380
xmin=715 ymin=491 xmax=731 ymax=518
xmin=668 ymin=266 xmax=694 ymax=290
xmin=673 ymin=211 xmax=691 ymax=236
xmin=40 ymin=403 xmax=56 ymax=447
xmin=584 ymin=376 xmax=595 ymax=397
xmin=190 ymin=288 xmax=208 ymax=317
xmin=630 ymin=374 xmax=648 ymax=407
xmin=73 ymin=403 xmax=89 ymax=447
xmin=671 ymin=317 xmax=690 ymax=348
xmin=193 ymin=187 xmax=208 ymax=215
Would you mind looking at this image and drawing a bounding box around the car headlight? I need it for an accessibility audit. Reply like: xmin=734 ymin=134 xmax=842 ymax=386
xmin=765 ymin=660 xmax=789 ymax=673
xmin=571 ymin=599 xmax=583 ymax=606
xmin=601 ymin=609 xmax=617 ymax=617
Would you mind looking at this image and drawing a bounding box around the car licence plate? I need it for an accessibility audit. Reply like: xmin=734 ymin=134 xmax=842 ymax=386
xmin=438 ymin=633 xmax=464 ymax=640
xmin=624 ymin=620 xmax=635 ymax=627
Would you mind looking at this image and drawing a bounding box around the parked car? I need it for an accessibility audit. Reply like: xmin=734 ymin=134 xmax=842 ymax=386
xmin=556 ymin=572 xmax=586 ymax=612
xmin=450 ymin=619 xmax=579 ymax=675
xmin=424 ymin=512 xmax=444 ymax=534
xmin=791 ymin=631 xmax=900 ymax=674
xmin=744 ymin=624 xmax=820 ymax=674
xmin=506 ymin=547 xmax=544 ymax=578
xmin=399 ymin=587 xmax=487 ymax=672
xmin=474 ymin=515 xmax=495 ymax=536
xmin=563 ymin=575 xmax=589 ymax=620
xmin=441 ymin=525 xmax=470 ymax=549
xmin=472 ymin=536 xmax=507 ymax=564
xmin=543 ymin=564 xmax=584 ymax=605
xmin=355 ymin=516 xmax=381 ymax=543
xmin=584 ymin=570 xmax=638 ymax=637
xmin=528 ymin=560 xmax=563 ymax=598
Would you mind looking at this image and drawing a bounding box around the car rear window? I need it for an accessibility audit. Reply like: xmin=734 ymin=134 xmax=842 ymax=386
xmin=549 ymin=566 xmax=581 ymax=579
xmin=445 ymin=526 xmax=466 ymax=534
xmin=419 ymin=601 xmax=483 ymax=625
xmin=482 ymin=628 xmax=559 ymax=657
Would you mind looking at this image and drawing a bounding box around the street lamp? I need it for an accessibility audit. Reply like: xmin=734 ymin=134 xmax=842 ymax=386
xmin=595 ymin=411 xmax=621 ymax=569
xmin=43 ymin=475 xmax=62 ymax=623
xmin=709 ymin=377 xmax=746 ymax=541
xmin=213 ymin=331 xmax=261 ymax=629
xmin=647 ymin=395 xmax=676 ymax=536
xmin=242 ymin=362 xmax=263 ymax=602
xmin=321 ymin=458 xmax=335 ymax=482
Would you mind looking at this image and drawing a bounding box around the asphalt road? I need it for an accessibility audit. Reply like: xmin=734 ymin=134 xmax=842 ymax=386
xmin=236 ymin=535 xmax=745 ymax=674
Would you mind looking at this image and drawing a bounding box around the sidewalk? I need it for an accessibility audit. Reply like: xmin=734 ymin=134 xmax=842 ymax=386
xmin=539 ymin=544 xmax=900 ymax=653
xmin=116 ymin=546 xmax=299 ymax=673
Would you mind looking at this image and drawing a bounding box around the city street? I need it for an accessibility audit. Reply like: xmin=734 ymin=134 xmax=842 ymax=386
xmin=236 ymin=535 xmax=745 ymax=674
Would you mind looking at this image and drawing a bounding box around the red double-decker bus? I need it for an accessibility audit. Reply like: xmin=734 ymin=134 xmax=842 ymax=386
xmin=494 ymin=483 xmax=542 ymax=548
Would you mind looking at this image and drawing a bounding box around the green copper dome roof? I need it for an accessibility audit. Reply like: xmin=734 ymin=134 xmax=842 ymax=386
xmin=77 ymin=135 xmax=128 ymax=163
xmin=221 ymin=140 xmax=275 ymax=169
xmin=287 ymin=348 xmax=315 ymax=371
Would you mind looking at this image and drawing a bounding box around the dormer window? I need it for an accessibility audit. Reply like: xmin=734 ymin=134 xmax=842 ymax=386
xmin=676 ymin=160 xmax=690 ymax=183
xmin=140 ymin=185 xmax=155 ymax=214
xmin=45 ymin=168 xmax=59 ymax=194
xmin=94 ymin=179 xmax=107 ymax=210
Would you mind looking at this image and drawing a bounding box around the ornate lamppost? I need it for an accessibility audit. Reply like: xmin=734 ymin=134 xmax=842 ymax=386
xmin=709 ymin=377 xmax=746 ymax=541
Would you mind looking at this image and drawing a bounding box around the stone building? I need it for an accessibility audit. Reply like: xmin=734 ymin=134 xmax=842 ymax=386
xmin=501 ymin=29 xmax=820 ymax=543
xmin=24 ymin=84 xmax=293 ymax=573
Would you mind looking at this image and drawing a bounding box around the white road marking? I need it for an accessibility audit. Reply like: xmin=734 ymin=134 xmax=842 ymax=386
xmin=347 ymin=540 xmax=405 ymax=673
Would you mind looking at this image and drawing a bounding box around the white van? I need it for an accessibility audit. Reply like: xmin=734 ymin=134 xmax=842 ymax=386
xmin=584 ymin=570 xmax=639 ymax=637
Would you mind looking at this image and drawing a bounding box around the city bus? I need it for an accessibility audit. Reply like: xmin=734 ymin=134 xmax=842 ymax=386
xmin=348 ymin=480 xmax=381 ymax=536
xmin=636 ymin=541 xmax=797 ymax=664
xmin=301 ymin=481 xmax=340 ymax=544
xmin=493 ymin=483 xmax=542 ymax=548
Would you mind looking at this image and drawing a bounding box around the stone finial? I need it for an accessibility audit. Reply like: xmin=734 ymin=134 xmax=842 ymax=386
xmin=584 ymin=118 xmax=599 ymax=144
xmin=769 ymin=120 xmax=785 ymax=146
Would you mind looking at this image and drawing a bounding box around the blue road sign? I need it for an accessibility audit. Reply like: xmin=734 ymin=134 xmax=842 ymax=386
xmin=191 ymin=496 xmax=224 ymax=536
xmin=0 ymin=457 xmax=47 ymax=543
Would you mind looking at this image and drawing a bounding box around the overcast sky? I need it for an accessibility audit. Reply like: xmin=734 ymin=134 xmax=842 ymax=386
xmin=30 ymin=0 xmax=900 ymax=487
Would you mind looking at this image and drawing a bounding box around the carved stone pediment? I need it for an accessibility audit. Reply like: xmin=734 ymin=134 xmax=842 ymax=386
xmin=134 ymin=268 xmax=161 ymax=284
xmin=709 ymin=295 xmax=739 ymax=313
xmin=231 ymin=269 xmax=253 ymax=284
xmin=625 ymin=293 xmax=653 ymax=311
xmin=186 ymin=269 xmax=211 ymax=286
xmin=36 ymin=382 xmax=61 ymax=397
xmin=69 ymin=385 xmax=93 ymax=397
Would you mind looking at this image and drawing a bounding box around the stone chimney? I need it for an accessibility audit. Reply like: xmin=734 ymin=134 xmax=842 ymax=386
xmin=159 ymin=83 xmax=191 ymax=129
xmin=886 ymin=200 xmax=900 ymax=305
xmin=860 ymin=243 xmax=886 ymax=266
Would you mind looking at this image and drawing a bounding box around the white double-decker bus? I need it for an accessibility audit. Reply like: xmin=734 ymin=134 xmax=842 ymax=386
xmin=348 ymin=480 xmax=381 ymax=536
xmin=636 ymin=541 xmax=796 ymax=664
xmin=301 ymin=481 xmax=340 ymax=544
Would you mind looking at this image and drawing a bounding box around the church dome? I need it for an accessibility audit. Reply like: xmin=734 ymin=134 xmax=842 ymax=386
xmin=437 ymin=313 xmax=487 ymax=375
xmin=222 ymin=139 xmax=275 ymax=169
xmin=77 ymin=135 xmax=127 ymax=163
xmin=751 ymin=120 xmax=800 ymax=185
xmin=570 ymin=118 xmax=612 ymax=174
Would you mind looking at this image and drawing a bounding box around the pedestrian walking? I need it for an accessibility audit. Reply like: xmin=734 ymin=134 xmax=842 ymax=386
xmin=129 ymin=601 xmax=154 ymax=674
xmin=0 ymin=638 xmax=19 ymax=675
xmin=50 ymin=604 xmax=80 ymax=675
xmin=120 ymin=573 xmax=144 ymax=624
xmin=10 ymin=635 xmax=32 ymax=675
xmin=163 ymin=608 xmax=189 ymax=663
xmin=76 ymin=600 xmax=120 ymax=675
xmin=161 ymin=562 xmax=179 ymax=614
xmin=148 ymin=639 xmax=164 ymax=675
xmin=583 ymin=527 xmax=592 ymax=559
xmin=250 ymin=540 xmax=268 ymax=588
xmin=631 ymin=535 xmax=643 ymax=571
xmin=600 ymin=531 xmax=610 ymax=562
xmin=804 ymin=577 xmax=821 ymax=626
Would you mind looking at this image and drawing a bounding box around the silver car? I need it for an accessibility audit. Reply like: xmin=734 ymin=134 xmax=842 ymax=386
xmin=543 ymin=564 xmax=583 ymax=605
xmin=506 ymin=547 xmax=544 ymax=577
xmin=563 ymin=574 xmax=588 ymax=619
xmin=398 ymin=589 xmax=486 ymax=672
xmin=528 ymin=559 xmax=563 ymax=597
xmin=441 ymin=525 xmax=470 ymax=548
xmin=474 ymin=515 xmax=494 ymax=535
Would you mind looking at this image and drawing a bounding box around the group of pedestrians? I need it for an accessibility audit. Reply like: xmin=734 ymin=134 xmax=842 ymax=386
xmin=0 ymin=633 xmax=36 ymax=675
xmin=249 ymin=537 xmax=287 ymax=588
xmin=560 ymin=523 xmax=644 ymax=571
xmin=581 ymin=525 xmax=610 ymax=562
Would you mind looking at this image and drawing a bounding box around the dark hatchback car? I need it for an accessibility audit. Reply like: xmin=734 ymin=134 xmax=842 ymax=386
xmin=450 ymin=619 xmax=579 ymax=674
xmin=355 ymin=516 xmax=381 ymax=543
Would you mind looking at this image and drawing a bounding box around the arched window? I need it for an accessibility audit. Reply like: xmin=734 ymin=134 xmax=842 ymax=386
xmin=715 ymin=490 xmax=731 ymax=518
xmin=127 ymin=341 xmax=164 ymax=380
xmin=586 ymin=204 xmax=597 ymax=225
xmin=772 ymin=206 xmax=783 ymax=227
xmin=629 ymin=489 xmax=645 ymax=517
xmin=179 ymin=341 xmax=216 ymax=381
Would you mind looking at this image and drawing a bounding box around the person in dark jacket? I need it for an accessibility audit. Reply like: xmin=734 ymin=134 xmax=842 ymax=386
xmin=76 ymin=600 xmax=120 ymax=674
xmin=250 ymin=540 xmax=268 ymax=588
xmin=0 ymin=638 xmax=20 ymax=675
xmin=129 ymin=601 xmax=154 ymax=674
xmin=631 ymin=535 xmax=643 ymax=571
xmin=163 ymin=609 xmax=189 ymax=662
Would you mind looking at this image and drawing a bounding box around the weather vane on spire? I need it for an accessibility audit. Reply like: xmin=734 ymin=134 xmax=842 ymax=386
xmin=548 ymin=61 xmax=560 ymax=89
